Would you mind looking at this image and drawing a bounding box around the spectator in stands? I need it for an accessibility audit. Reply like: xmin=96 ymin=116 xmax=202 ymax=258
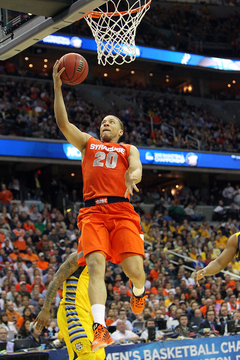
xmin=112 ymin=308 xmax=133 ymax=331
xmin=227 ymin=293 xmax=240 ymax=314
xmin=2 ymin=268 xmax=17 ymax=286
xmin=0 ymin=184 xmax=13 ymax=213
xmin=199 ymin=309 xmax=224 ymax=335
xmin=106 ymin=309 xmax=118 ymax=327
xmin=17 ymin=281 xmax=31 ymax=299
xmin=111 ymin=320 xmax=139 ymax=344
xmin=37 ymin=252 xmax=49 ymax=270
xmin=29 ymin=206 xmax=41 ymax=223
xmin=189 ymin=308 xmax=203 ymax=333
xmin=29 ymin=289 xmax=41 ymax=307
xmin=18 ymin=201 xmax=30 ymax=216
xmin=34 ymin=297 xmax=44 ymax=316
xmin=174 ymin=314 xmax=195 ymax=338
xmin=0 ymin=326 xmax=14 ymax=352
xmin=186 ymin=300 xmax=199 ymax=321
xmin=6 ymin=301 xmax=21 ymax=325
xmin=18 ymin=319 xmax=31 ymax=338
xmin=140 ymin=318 xmax=164 ymax=341
xmin=16 ymin=307 xmax=35 ymax=331
xmin=12 ymin=221 xmax=26 ymax=252
xmin=26 ymin=322 xmax=47 ymax=348
xmin=14 ymin=293 xmax=23 ymax=311
xmin=0 ymin=312 xmax=17 ymax=335
xmin=222 ymin=183 xmax=235 ymax=206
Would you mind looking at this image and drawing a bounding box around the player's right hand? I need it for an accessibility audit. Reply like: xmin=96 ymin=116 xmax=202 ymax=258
xmin=53 ymin=60 xmax=65 ymax=89
xmin=34 ymin=308 xmax=50 ymax=331
xmin=195 ymin=269 xmax=206 ymax=286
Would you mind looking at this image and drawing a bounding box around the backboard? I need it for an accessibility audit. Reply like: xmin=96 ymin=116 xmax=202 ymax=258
xmin=0 ymin=0 xmax=107 ymax=60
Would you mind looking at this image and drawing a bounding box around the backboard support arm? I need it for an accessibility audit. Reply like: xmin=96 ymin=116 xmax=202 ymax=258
xmin=0 ymin=0 xmax=107 ymax=60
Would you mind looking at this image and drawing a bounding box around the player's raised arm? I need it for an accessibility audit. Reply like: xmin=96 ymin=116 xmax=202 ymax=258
xmin=195 ymin=234 xmax=238 ymax=286
xmin=124 ymin=145 xmax=142 ymax=198
xmin=53 ymin=60 xmax=91 ymax=152
xmin=34 ymin=252 xmax=80 ymax=330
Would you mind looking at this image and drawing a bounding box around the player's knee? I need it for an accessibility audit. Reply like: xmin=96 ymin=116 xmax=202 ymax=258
xmin=86 ymin=255 xmax=105 ymax=278
xmin=126 ymin=264 xmax=143 ymax=281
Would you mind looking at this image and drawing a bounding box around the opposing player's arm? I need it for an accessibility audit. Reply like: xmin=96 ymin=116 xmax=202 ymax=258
xmin=195 ymin=234 xmax=238 ymax=285
xmin=34 ymin=252 xmax=80 ymax=330
xmin=53 ymin=60 xmax=91 ymax=152
xmin=124 ymin=145 xmax=142 ymax=198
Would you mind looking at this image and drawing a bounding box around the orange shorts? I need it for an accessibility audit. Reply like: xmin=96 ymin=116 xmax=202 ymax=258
xmin=77 ymin=202 xmax=144 ymax=265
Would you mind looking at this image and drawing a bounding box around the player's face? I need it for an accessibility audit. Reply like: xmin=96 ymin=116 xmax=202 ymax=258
xmin=100 ymin=116 xmax=123 ymax=142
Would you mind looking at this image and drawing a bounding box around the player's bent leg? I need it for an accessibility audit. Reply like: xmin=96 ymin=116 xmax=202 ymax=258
xmin=86 ymin=252 xmax=113 ymax=352
xmin=120 ymin=254 xmax=145 ymax=289
xmin=120 ymin=254 xmax=147 ymax=314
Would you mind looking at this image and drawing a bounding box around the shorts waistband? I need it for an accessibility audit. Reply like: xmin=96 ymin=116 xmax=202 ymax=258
xmin=84 ymin=196 xmax=129 ymax=207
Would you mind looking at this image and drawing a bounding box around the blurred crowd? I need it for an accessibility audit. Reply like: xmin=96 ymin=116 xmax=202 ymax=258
xmin=0 ymin=175 xmax=240 ymax=345
xmin=0 ymin=77 xmax=239 ymax=153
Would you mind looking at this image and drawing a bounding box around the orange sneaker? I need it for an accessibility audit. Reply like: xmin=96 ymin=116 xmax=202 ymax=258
xmin=129 ymin=280 xmax=148 ymax=314
xmin=91 ymin=323 xmax=114 ymax=352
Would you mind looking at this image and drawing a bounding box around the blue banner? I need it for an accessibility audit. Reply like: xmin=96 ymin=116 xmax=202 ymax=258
xmin=1 ymin=138 xmax=240 ymax=170
xmin=139 ymin=149 xmax=240 ymax=170
xmin=40 ymin=34 xmax=240 ymax=71
xmin=104 ymin=336 xmax=240 ymax=360
xmin=0 ymin=139 xmax=81 ymax=161
xmin=46 ymin=335 xmax=240 ymax=360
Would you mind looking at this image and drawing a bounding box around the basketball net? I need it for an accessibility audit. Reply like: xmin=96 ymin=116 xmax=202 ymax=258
xmin=85 ymin=0 xmax=151 ymax=66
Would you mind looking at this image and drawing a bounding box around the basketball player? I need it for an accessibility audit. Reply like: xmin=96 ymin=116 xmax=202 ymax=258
xmin=53 ymin=60 xmax=147 ymax=352
xmin=195 ymin=232 xmax=240 ymax=285
xmin=34 ymin=252 xmax=105 ymax=360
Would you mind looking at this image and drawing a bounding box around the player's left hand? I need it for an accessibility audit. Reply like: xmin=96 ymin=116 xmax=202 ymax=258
xmin=124 ymin=166 xmax=139 ymax=198
xmin=34 ymin=308 xmax=50 ymax=331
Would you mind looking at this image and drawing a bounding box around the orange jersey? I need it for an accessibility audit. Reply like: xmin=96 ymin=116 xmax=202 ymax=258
xmin=82 ymin=137 xmax=131 ymax=201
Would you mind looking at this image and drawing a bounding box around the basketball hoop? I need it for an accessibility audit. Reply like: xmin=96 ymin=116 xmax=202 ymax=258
xmin=84 ymin=0 xmax=151 ymax=66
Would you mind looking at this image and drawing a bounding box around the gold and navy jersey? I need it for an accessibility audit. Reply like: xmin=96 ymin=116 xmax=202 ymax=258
xmin=60 ymin=265 xmax=93 ymax=342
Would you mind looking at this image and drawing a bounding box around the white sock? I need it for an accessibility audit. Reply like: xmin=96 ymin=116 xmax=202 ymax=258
xmin=91 ymin=304 xmax=106 ymax=327
xmin=133 ymin=285 xmax=144 ymax=297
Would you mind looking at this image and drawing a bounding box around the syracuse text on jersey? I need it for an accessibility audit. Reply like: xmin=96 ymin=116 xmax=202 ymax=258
xmin=90 ymin=143 xmax=126 ymax=155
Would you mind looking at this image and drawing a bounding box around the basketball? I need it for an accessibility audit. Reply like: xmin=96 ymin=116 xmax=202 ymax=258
xmin=58 ymin=53 xmax=89 ymax=85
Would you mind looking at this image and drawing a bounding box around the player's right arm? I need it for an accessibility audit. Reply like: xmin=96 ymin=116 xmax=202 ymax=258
xmin=34 ymin=252 xmax=80 ymax=330
xmin=53 ymin=60 xmax=91 ymax=152
xmin=195 ymin=234 xmax=238 ymax=285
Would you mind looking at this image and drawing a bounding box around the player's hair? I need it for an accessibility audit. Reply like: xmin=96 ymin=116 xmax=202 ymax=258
xmin=102 ymin=115 xmax=123 ymax=130
xmin=110 ymin=116 xmax=124 ymax=130
xmin=116 ymin=117 xmax=124 ymax=130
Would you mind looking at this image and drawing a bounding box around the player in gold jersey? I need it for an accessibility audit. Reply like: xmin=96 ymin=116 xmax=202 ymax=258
xmin=34 ymin=253 xmax=105 ymax=360
xmin=195 ymin=231 xmax=240 ymax=285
